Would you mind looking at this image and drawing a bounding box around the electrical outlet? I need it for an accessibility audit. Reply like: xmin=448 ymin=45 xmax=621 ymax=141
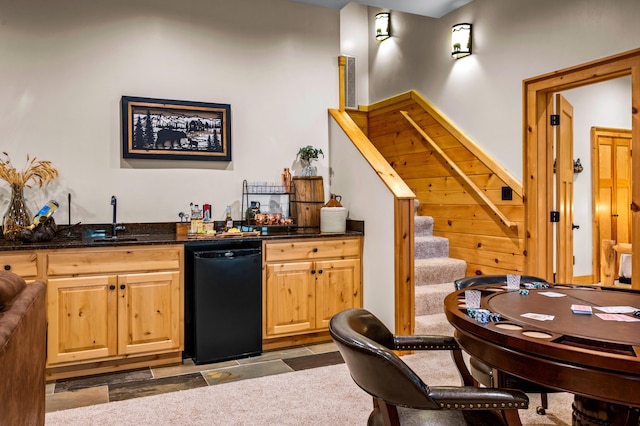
xmin=501 ymin=186 xmax=513 ymax=200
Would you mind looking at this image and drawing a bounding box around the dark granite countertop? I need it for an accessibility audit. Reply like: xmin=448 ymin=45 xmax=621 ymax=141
xmin=0 ymin=220 xmax=364 ymax=251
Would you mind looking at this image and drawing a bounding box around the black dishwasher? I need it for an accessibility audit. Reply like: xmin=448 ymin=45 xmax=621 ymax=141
xmin=184 ymin=240 xmax=262 ymax=364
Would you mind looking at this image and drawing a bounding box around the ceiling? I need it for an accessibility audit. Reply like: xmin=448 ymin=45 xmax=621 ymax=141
xmin=288 ymin=0 xmax=472 ymax=18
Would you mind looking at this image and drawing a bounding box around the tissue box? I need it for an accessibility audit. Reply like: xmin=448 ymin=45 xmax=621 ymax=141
xmin=320 ymin=207 xmax=347 ymax=233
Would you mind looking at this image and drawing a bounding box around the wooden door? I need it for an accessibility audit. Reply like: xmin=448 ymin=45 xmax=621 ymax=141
xmin=264 ymin=261 xmax=315 ymax=336
xmin=47 ymin=275 xmax=118 ymax=365
xmin=314 ymin=258 xmax=361 ymax=329
xmin=118 ymin=271 xmax=181 ymax=355
xmin=592 ymin=127 xmax=632 ymax=281
xmin=555 ymin=94 xmax=575 ymax=283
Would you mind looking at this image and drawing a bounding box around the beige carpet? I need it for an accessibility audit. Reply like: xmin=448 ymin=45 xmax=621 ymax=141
xmin=46 ymin=349 xmax=574 ymax=426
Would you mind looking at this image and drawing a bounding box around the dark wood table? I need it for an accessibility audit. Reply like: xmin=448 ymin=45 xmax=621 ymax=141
xmin=444 ymin=284 xmax=640 ymax=425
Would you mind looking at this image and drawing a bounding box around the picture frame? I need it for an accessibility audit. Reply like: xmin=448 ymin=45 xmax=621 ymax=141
xmin=121 ymin=96 xmax=231 ymax=161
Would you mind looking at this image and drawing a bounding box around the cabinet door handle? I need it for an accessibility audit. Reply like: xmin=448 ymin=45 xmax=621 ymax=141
xmin=312 ymin=247 xmax=318 ymax=252
xmin=109 ymin=285 xmax=116 ymax=290
xmin=311 ymin=269 xmax=316 ymax=274
xmin=3 ymin=265 xmax=10 ymax=271
xmin=318 ymin=269 xmax=323 ymax=274
xmin=120 ymin=284 xmax=126 ymax=290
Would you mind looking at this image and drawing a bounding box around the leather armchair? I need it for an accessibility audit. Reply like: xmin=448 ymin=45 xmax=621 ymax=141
xmin=454 ymin=274 xmax=554 ymax=414
xmin=329 ymin=308 xmax=528 ymax=426
xmin=0 ymin=271 xmax=47 ymax=426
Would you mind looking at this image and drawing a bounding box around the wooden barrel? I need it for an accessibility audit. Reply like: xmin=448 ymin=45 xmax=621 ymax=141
xmin=291 ymin=176 xmax=324 ymax=228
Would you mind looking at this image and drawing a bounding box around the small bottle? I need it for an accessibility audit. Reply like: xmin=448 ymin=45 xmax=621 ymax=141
xmin=190 ymin=204 xmax=203 ymax=234
xmin=224 ymin=206 xmax=233 ymax=231
xmin=30 ymin=200 xmax=59 ymax=229
xmin=282 ymin=168 xmax=291 ymax=193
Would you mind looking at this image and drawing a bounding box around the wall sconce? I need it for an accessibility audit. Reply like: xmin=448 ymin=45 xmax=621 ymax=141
xmin=451 ymin=23 xmax=472 ymax=59
xmin=375 ymin=12 xmax=390 ymax=41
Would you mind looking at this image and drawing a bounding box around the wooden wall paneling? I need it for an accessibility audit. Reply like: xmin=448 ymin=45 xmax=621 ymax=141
xmin=450 ymin=246 xmax=525 ymax=271
xmin=464 ymin=262 xmax=525 ymax=277
xmin=346 ymin=110 xmax=369 ymax=136
xmin=446 ymin=232 xmax=524 ymax=255
xmin=433 ymin=217 xmax=523 ymax=240
xmin=426 ymin=204 xmax=525 ymax=223
xmin=368 ymin=93 xmax=526 ymax=277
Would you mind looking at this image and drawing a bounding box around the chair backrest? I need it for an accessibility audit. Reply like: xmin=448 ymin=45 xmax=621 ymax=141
xmin=329 ymin=308 xmax=440 ymax=409
xmin=454 ymin=274 xmax=547 ymax=290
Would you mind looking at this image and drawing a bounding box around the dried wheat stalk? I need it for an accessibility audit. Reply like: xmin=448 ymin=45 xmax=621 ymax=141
xmin=0 ymin=152 xmax=59 ymax=188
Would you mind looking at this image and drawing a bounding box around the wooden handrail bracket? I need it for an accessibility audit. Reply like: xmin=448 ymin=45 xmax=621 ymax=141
xmin=400 ymin=110 xmax=518 ymax=229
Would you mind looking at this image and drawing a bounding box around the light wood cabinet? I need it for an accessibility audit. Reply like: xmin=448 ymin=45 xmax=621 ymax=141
xmin=44 ymin=245 xmax=183 ymax=379
xmin=263 ymin=237 xmax=362 ymax=342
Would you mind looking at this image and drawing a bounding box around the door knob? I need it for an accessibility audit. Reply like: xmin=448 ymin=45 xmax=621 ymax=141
xmin=572 ymin=223 xmax=580 ymax=230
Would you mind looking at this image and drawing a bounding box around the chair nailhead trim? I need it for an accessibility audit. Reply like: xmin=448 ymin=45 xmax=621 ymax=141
xmin=438 ymin=401 xmax=527 ymax=410
xmin=396 ymin=344 xmax=458 ymax=350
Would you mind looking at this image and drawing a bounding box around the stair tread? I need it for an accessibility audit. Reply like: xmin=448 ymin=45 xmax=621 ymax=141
xmin=415 ymin=257 xmax=466 ymax=265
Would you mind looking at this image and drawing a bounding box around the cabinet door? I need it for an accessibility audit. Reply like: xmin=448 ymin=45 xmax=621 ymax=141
xmin=315 ymin=258 xmax=361 ymax=330
xmin=47 ymin=275 xmax=118 ymax=365
xmin=118 ymin=271 xmax=181 ymax=355
xmin=265 ymin=261 xmax=315 ymax=336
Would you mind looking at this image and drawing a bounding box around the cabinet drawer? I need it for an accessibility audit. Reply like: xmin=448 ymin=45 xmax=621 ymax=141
xmin=47 ymin=245 xmax=182 ymax=276
xmin=0 ymin=252 xmax=39 ymax=278
xmin=264 ymin=238 xmax=360 ymax=262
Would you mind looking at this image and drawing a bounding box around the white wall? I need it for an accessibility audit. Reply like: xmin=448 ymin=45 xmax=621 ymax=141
xmin=329 ymin=117 xmax=395 ymax=328
xmin=339 ymin=2 xmax=370 ymax=106
xmin=0 ymin=0 xmax=339 ymax=224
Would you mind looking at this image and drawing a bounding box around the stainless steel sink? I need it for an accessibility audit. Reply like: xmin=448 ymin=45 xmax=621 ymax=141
xmin=92 ymin=237 xmax=138 ymax=243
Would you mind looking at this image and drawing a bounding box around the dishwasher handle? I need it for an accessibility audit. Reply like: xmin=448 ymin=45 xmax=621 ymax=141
xmin=193 ymin=248 xmax=261 ymax=259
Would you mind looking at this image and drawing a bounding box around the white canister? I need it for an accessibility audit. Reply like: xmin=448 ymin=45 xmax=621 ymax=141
xmin=320 ymin=207 xmax=348 ymax=233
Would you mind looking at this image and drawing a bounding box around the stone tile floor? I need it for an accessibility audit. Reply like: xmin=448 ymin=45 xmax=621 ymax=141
xmin=46 ymin=342 xmax=341 ymax=413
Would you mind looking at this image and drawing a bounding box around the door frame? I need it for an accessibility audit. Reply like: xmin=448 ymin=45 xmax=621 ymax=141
xmin=523 ymin=48 xmax=640 ymax=288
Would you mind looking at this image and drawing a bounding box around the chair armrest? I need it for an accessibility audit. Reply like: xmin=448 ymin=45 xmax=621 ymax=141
xmin=393 ymin=335 xmax=460 ymax=351
xmin=428 ymin=386 xmax=529 ymax=411
xmin=394 ymin=335 xmax=475 ymax=386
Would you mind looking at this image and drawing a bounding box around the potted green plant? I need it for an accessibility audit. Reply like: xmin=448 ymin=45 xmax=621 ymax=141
xmin=296 ymin=145 xmax=324 ymax=176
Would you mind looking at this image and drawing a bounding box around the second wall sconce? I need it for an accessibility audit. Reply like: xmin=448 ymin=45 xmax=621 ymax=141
xmin=375 ymin=12 xmax=390 ymax=41
xmin=451 ymin=23 xmax=472 ymax=59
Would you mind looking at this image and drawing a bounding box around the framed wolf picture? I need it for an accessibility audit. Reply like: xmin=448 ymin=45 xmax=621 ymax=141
xmin=121 ymin=96 xmax=231 ymax=161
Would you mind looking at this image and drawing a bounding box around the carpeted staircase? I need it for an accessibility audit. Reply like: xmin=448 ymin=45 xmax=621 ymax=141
xmin=414 ymin=210 xmax=467 ymax=335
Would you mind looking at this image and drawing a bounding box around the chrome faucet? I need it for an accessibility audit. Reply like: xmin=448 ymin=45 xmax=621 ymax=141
xmin=111 ymin=196 xmax=126 ymax=237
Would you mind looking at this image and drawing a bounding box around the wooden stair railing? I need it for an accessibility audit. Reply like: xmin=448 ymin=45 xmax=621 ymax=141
xmin=329 ymin=107 xmax=416 ymax=337
xmin=400 ymin=110 xmax=518 ymax=229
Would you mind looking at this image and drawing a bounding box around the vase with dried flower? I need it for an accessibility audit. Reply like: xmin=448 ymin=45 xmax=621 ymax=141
xmin=296 ymin=145 xmax=324 ymax=176
xmin=1 ymin=153 xmax=59 ymax=241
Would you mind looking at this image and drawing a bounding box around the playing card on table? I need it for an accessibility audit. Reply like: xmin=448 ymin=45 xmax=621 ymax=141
xmin=594 ymin=306 xmax=638 ymax=314
xmin=570 ymin=304 xmax=592 ymax=314
xmin=538 ymin=291 xmax=566 ymax=298
xmin=595 ymin=313 xmax=640 ymax=322
xmin=521 ymin=313 xmax=555 ymax=321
